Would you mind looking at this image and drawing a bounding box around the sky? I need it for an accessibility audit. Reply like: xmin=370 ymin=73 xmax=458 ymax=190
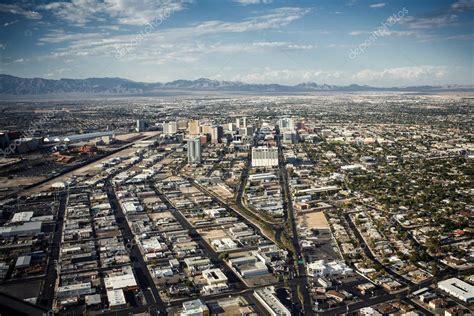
xmin=0 ymin=0 xmax=472 ymax=87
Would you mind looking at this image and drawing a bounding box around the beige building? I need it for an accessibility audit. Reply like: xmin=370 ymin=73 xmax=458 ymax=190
xmin=188 ymin=119 xmax=200 ymax=135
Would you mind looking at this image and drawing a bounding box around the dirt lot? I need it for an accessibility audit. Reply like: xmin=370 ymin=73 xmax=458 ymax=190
xmin=148 ymin=211 xmax=175 ymax=221
xmin=208 ymin=184 xmax=233 ymax=200
xmin=197 ymin=228 xmax=228 ymax=242
xmin=297 ymin=211 xmax=329 ymax=229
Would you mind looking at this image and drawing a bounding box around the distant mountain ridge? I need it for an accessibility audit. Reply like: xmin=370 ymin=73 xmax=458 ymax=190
xmin=0 ymin=74 xmax=472 ymax=95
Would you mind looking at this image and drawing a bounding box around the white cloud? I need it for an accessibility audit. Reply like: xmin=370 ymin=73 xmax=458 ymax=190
xmin=38 ymin=30 xmax=110 ymax=44
xmin=36 ymin=6 xmax=310 ymax=63
xmin=3 ymin=20 xmax=19 ymax=27
xmin=0 ymin=4 xmax=41 ymax=20
xmin=352 ymin=66 xmax=448 ymax=81
xmin=40 ymin=0 xmax=190 ymax=26
xmin=401 ymin=14 xmax=459 ymax=29
xmin=369 ymin=3 xmax=386 ymax=9
xmin=451 ymin=0 xmax=474 ymax=12
xmin=419 ymin=33 xmax=474 ymax=42
xmin=349 ymin=30 xmax=417 ymax=37
xmin=252 ymin=41 xmax=315 ymax=50
xmin=234 ymin=0 xmax=273 ymax=5
xmin=349 ymin=31 xmax=365 ymax=36
xmin=230 ymin=68 xmax=342 ymax=83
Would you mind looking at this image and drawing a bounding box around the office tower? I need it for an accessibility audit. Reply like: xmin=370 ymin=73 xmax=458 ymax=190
xmin=211 ymin=126 xmax=224 ymax=143
xmin=201 ymin=125 xmax=213 ymax=135
xmin=283 ymin=131 xmax=298 ymax=144
xmin=0 ymin=131 xmax=9 ymax=149
xmin=178 ymin=120 xmax=188 ymax=130
xmin=251 ymin=147 xmax=278 ymax=167
xmin=277 ymin=118 xmax=294 ymax=131
xmin=188 ymin=119 xmax=200 ymax=135
xmin=187 ymin=137 xmax=202 ymax=164
xmin=136 ymin=119 xmax=146 ymax=132
xmin=243 ymin=126 xmax=254 ymax=136
xmin=236 ymin=117 xmax=247 ymax=129
xmin=163 ymin=121 xmax=178 ymax=135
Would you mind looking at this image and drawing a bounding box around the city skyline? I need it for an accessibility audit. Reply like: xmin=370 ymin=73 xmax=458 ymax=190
xmin=0 ymin=0 xmax=473 ymax=87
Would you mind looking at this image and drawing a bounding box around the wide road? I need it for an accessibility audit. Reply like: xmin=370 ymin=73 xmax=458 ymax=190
xmin=276 ymin=129 xmax=314 ymax=316
xmin=37 ymin=190 xmax=67 ymax=310
xmin=106 ymin=183 xmax=164 ymax=316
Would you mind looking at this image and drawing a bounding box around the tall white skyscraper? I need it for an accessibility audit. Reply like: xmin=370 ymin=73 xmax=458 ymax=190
xmin=136 ymin=119 xmax=146 ymax=132
xmin=236 ymin=117 xmax=247 ymax=128
xmin=187 ymin=137 xmax=202 ymax=164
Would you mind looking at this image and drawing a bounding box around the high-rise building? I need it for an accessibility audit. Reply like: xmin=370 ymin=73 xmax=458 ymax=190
xmin=136 ymin=119 xmax=146 ymax=132
xmin=187 ymin=137 xmax=202 ymax=164
xmin=188 ymin=119 xmax=200 ymax=135
xmin=211 ymin=126 xmax=224 ymax=143
xmin=178 ymin=120 xmax=188 ymax=130
xmin=252 ymin=147 xmax=278 ymax=167
xmin=283 ymin=131 xmax=298 ymax=144
xmin=201 ymin=125 xmax=213 ymax=135
xmin=242 ymin=125 xmax=254 ymax=136
xmin=236 ymin=117 xmax=247 ymax=128
xmin=0 ymin=131 xmax=10 ymax=149
xmin=277 ymin=118 xmax=294 ymax=131
xmin=163 ymin=121 xmax=178 ymax=135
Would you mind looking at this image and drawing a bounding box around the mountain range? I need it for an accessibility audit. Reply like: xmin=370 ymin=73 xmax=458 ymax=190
xmin=0 ymin=74 xmax=472 ymax=96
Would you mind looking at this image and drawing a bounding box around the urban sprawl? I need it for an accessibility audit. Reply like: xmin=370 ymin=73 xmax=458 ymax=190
xmin=0 ymin=94 xmax=472 ymax=316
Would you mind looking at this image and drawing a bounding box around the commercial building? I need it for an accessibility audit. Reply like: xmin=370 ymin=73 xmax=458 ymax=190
xmin=10 ymin=211 xmax=34 ymax=223
xmin=188 ymin=120 xmax=200 ymax=135
xmin=0 ymin=131 xmax=9 ymax=149
xmin=201 ymin=268 xmax=229 ymax=294
xmin=307 ymin=260 xmax=352 ymax=277
xmin=438 ymin=278 xmax=474 ymax=303
xmin=254 ymin=287 xmax=291 ymax=316
xmin=57 ymin=282 xmax=95 ymax=298
xmin=164 ymin=121 xmax=178 ymax=135
xmin=283 ymin=131 xmax=297 ymax=144
xmin=211 ymin=126 xmax=224 ymax=143
xmin=277 ymin=118 xmax=294 ymax=131
xmin=44 ymin=131 xmax=115 ymax=143
xmin=180 ymin=299 xmax=209 ymax=316
xmin=201 ymin=125 xmax=213 ymax=135
xmin=136 ymin=119 xmax=146 ymax=132
xmin=251 ymin=147 xmax=278 ymax=167
xmin=187 ymin=137 xmax=202 ymax=164
xmin=107 ymin=289 xmax=126 ymax=308
xmin=236 ymin=117 xmax=247 ymax=129
xmin=0 ymin=221 xmax=42 ymax=237
xmin=229 ymin=253 xmax=270 ymax=279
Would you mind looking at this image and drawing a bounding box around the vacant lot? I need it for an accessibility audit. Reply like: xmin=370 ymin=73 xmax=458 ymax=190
xmin=297 ymin=211 xmax=329 ymax=229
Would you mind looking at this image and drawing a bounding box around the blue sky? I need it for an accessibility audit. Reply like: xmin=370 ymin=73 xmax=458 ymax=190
xmin=0 ymin=0 xmax=472 ymax=86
